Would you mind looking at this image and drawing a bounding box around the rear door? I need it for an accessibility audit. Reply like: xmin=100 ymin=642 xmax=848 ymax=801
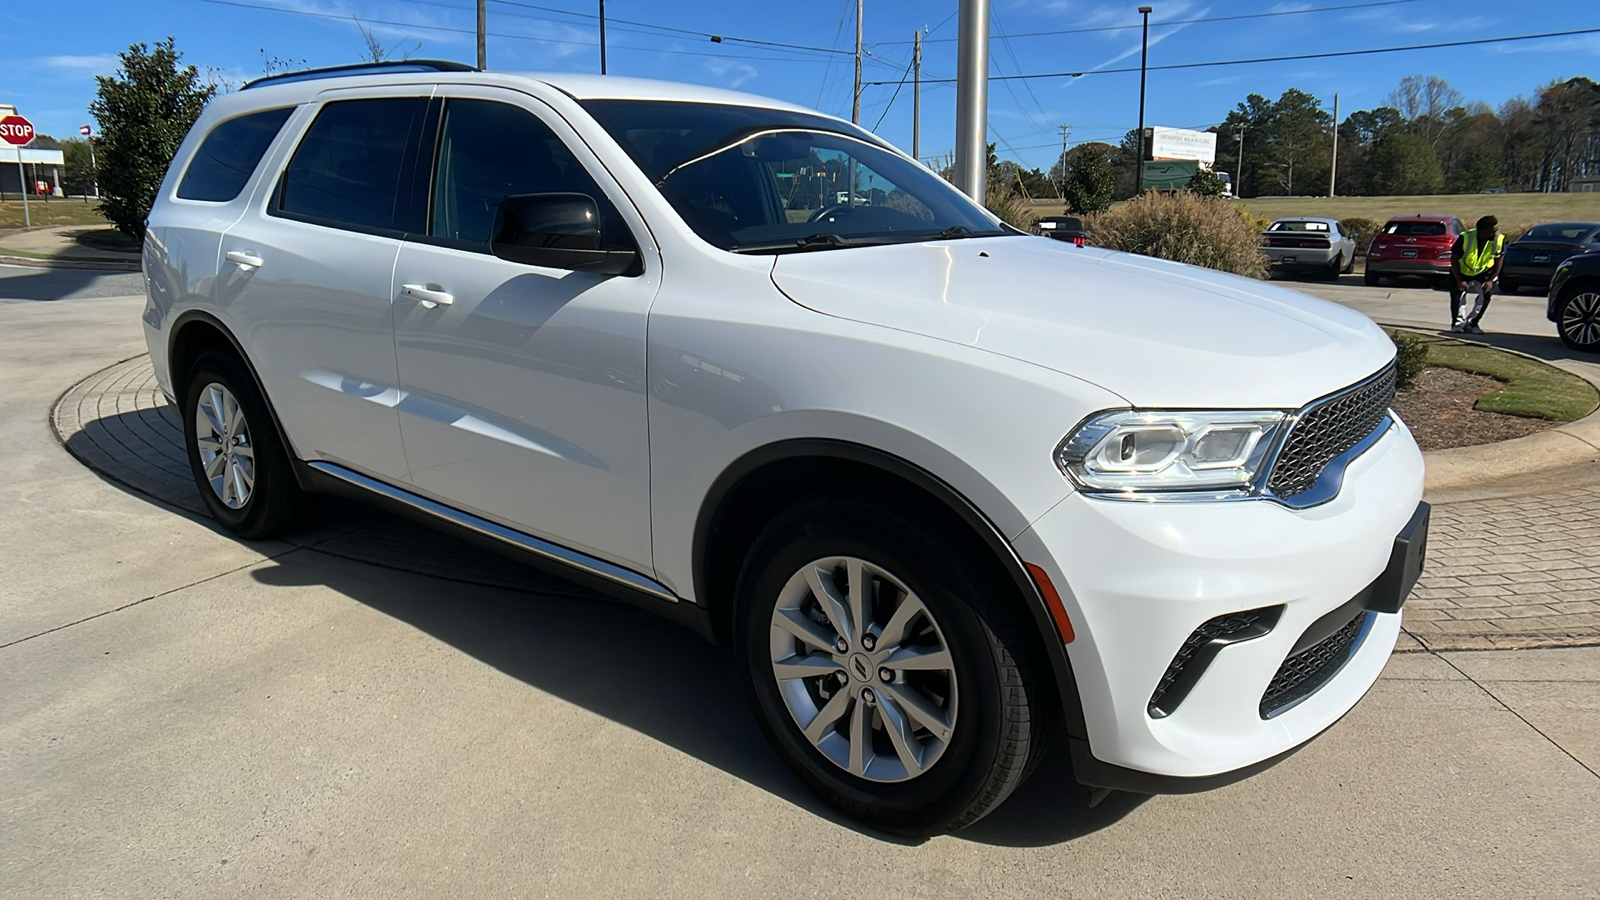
xmin=216 ymin=89 xmax=431 ymax=481
xmin=390 ymin=87 xmax=662 ymax=573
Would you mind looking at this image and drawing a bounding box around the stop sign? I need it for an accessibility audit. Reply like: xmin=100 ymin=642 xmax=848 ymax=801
xmin=0 ymin=115 xmax=35 ymax=146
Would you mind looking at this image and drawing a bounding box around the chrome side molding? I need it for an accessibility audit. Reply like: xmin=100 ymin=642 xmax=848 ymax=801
xmin=307 ymin=461 xmax=680 ymax=603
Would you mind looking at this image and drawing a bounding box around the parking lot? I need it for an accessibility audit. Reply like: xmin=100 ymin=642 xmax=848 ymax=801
xmin=2 ymin=267 xmax=1597 ymax=898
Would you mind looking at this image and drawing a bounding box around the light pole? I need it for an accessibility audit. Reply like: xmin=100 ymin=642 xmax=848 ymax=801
xmin=1233 ymin=124 xmax=1246 ymax=199
xmin=1136 ymin=5 xmax=1152 ymax=187
xmin=954 ymin=0 xmax=991 ymax=203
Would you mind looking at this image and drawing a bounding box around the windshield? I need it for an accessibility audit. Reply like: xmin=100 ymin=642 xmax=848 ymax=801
xmin=581 ymin=100 xmax=1006 ymax=253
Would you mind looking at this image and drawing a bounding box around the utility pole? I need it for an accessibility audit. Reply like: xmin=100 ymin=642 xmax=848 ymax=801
xmin=1328 ymin=92 xmax=1339 ymax=198
xmin=912 ymin=29 xmax=921 ymax=161
xmin=1234 ymin=124 xmax=1246 ymax=199
xmin=599 ymin=0 xmax=608 ymax=74
xmin=1058 ymin=124 xmax=1071 ymax=196
xmin=1136 ymin=6 xmax=1152 ymax=175
xmin=476 ymin=0 xmax=486 ymax=69
xmin=852 ymin=0 xmax=863 ymax=124
xmin=954 ymin=0 xmax=990 ymax=203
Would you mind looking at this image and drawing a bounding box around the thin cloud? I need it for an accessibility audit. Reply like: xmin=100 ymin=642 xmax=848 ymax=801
xmin=704 ymin=59 xmax=759 ymax=90
xmin=41 ymin=54 xmax=116 ymax=71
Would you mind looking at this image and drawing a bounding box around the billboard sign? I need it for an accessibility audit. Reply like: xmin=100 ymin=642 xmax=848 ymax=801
xmin=1147 ymin=126 xmax=1216 ymax=164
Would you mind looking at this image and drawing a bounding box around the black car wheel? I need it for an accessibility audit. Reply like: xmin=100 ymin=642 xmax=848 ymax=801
xmin=1498 ymin=277 xmax=1520 ymax=295
xmin=735 ymin=493 xmax=1050 ymax=836
xmin=1558 ymin=286 xmax=1600 ymax=352
xmin=182 ymin=350 xmax=317 ymax=538
xmin=1363 ymin=269 xmax=1381 ymax=286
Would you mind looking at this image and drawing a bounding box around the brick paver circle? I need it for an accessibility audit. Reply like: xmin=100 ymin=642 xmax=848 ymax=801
xmin=52 ymin=356 xmax=1600 ymax=651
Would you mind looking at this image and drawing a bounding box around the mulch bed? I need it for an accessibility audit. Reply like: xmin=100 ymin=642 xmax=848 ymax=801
xmin=1392 ymin=366 xmax=1557 ymax=452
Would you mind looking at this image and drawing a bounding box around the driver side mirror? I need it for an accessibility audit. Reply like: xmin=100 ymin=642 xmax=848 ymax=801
xmin=489 ymin=192 xmax=638 ymax=276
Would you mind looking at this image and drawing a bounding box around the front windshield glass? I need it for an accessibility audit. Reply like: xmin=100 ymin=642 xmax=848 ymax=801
xmin=582 ymin=100 xmax=1006 ymax=253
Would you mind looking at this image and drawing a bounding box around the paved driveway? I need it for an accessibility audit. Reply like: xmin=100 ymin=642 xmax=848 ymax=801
xmin=2 ymin=279 xmax=1597 ymax=897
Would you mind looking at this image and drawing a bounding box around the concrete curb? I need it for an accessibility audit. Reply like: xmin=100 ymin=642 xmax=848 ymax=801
xmin=1403 ymin=327 xmax=1600 ymax=504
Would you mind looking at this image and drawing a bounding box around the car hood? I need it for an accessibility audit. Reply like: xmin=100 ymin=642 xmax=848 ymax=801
xmin=770 ymin=236 xmax=1394 ymax=409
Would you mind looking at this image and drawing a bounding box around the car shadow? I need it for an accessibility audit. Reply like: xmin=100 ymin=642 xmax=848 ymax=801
xmin=0 ymin=263 xmax=142 ymax=302
xmin=60 ymin=403 xmax=1155 ymax=846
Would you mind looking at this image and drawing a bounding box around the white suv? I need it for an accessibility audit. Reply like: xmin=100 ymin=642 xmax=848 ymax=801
xmin=142 ymin=62 xmax=1428 ymax=835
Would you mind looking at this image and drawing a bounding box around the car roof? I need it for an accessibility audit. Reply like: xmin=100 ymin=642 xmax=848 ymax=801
xmin=1384 ymin=214 xmax=1458 ymax=222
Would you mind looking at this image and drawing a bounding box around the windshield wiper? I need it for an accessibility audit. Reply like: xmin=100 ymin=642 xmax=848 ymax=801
xmin=731 ymin=233 xmax=880 ymax=254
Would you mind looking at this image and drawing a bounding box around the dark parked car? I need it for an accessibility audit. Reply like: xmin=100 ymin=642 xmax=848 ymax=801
xmin=1034 ymin=215 xmax=1088 ymax=246
xmin=1364 ymin=214 xmax=1464 ymax=286
xmin=1546 ymin=251 xmax=1600 ymax=351
xmin=1501 ymin=222 xmax=1600 ymax=294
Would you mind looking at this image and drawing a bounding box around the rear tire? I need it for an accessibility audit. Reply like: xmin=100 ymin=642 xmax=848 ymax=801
xmin=734 ymin=494 xmax=1049 ymax=836
xmin=1498 ymin=277 xmax=1520 ymax=295
xmin=182 ymin=350 xmax=317 ymax=539
xmin=1323 ymin=255 xmax=1344 ymax=280
xmin=1363 ymin=269 xmax=1381 ymax=286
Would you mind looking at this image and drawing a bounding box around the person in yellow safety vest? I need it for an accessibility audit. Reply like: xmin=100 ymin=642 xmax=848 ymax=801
xmin=1450 ymin=215 xmax=1505 ymax=334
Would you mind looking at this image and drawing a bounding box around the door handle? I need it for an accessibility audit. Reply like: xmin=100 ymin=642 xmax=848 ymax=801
xmin=225 ymin=250 xmax=264 ymax=269
xmin=401 ymin=283 xmax=455 ymax=309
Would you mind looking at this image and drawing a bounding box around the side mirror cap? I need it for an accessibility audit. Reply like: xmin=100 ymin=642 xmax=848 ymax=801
xmin=489 ymin=192 xmax=637 ymax=276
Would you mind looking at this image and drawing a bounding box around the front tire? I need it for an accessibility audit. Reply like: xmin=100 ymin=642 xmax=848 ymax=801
xmin=735 ymin=496 xmax=1048 ymax=836
xmin=1558 ymin=285 xmax=1600 ymax=352
xmin=182 ymin=350 xmax=316 ymax=539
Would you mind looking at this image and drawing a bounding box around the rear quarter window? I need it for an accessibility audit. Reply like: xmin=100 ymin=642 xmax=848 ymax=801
xmin=176 ymin=107 xmax=294 ymax=202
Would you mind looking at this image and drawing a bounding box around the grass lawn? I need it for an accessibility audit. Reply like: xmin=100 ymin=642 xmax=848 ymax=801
xmin=1392 ymin=329 xmax=1599 ymax=421
xmin=1235 ymin=193 xmax=1600 ymax=235
xmin=0 ymin=198 xmax=109 ymax=232
xmin=1024 ymin=193 xmax=1600 ymax=235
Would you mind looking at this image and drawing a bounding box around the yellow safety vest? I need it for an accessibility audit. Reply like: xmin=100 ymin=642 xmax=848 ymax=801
xmin=1459 ymin=229 xmax=1503 ymax=277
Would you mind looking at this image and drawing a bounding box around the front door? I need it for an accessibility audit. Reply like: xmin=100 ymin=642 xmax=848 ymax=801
xmin=391 ymin=90 xmax=661 ymax=573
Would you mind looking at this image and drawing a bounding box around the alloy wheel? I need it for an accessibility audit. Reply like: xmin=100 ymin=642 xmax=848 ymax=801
xmin=768 ymin=556 xmax=959 ymax=783
xmin=1561 ymin=291 xmax=1600 ymax=350
xmin=194 ymin=382 xmax=256 ymax=509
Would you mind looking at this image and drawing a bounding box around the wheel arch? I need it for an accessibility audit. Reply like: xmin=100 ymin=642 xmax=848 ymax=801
xmin=167 ymin=310 xmax=306 ymax=481
xmin=692 ymin=438 xmax=1090 ymax=743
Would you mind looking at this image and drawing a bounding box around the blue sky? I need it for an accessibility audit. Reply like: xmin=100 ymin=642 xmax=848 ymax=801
xmin=4 ymin=0 xmax=1598 ymax=171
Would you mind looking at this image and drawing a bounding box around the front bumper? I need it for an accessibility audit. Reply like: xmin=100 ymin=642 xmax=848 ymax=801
xmin=1012 ymin=418 xmax=1425 ymax=785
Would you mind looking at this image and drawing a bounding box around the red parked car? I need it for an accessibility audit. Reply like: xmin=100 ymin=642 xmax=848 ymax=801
xmin=1363 ymin=214 xmax=1465 ymax=286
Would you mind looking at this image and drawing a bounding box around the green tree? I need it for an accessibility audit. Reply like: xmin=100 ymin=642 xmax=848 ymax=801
xmin=1366 ymin=132 xmax=1444 ymax=195
xmin=89 ymin=37 xmax=215 ymax=239
xmin=1063 ymin=150 xmax=1115 ymax=213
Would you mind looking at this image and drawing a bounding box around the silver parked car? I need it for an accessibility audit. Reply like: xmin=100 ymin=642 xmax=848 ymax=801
xmin=1260 ymin=217 xmax=1357 ymax=280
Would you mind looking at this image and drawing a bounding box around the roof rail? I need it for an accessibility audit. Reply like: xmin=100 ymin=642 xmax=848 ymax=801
xmin=242 ymin=59 xmax=478 ymax=90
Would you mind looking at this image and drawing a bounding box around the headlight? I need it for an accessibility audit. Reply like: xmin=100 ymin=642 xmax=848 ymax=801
xmin=1056 ymin=409 xmax=1287 ymax=495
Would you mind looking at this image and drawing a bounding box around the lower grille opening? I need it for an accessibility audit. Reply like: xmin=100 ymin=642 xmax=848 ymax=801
xmin=1259 ymin=610 xmax=1372 ymax=719
xmin=1149 ymin=606 xmax=1281 ymax=718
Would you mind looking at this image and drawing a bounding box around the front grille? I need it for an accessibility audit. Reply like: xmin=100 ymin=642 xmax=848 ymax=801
xmin=1148 ymin=608 xmax=1278 ymax=718
xmin=1267 ymin=364 xmax=1396 ymax=499
xmin=1259 ymin=610 xmax=1370 ymax=718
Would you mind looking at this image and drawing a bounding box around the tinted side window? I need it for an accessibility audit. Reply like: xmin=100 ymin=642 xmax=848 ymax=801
xmin=278 ymin=98 xmax=426 ymax=233
xmin=430 ymin=99 xmax=634 ymax=251
xmin=176 ymin=107 xmax=293 ymax=202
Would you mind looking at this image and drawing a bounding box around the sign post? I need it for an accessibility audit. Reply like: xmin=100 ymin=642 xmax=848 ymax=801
xmin=80 ymin=124 xmax=97 ymax=198
xmin=1 ymin=114 xmax=37 ymax=228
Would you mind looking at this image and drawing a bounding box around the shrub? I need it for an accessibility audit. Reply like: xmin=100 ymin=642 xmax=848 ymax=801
xmin=1391 ymin=330 xmax=1428 ymax=389
xmin=1186 ymin=168 xmax=1227 ymax=197
xmin=1063 ymin=152 xmax=1115 ymax=214
xmin=985 ymin=190 xmax=1037 ymax=231
xmin=1340 ymin=217 xmax=1381 ymax=256
xmin=1086 ymin=191 xmax=1268 ymax=278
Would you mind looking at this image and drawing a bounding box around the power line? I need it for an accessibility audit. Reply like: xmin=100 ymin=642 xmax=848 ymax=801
xmin=489 ymin=0 xmax=853 ymax=56
xmin=197 ymin=0 xmax=846 ymax=65
xmin=864 ymin=28 xmax=1600 ymax=85
xmin=871 ymin=54 xmax=915 ymax=131
xmin=872 ymin=0 xmax=1432 ymax=45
